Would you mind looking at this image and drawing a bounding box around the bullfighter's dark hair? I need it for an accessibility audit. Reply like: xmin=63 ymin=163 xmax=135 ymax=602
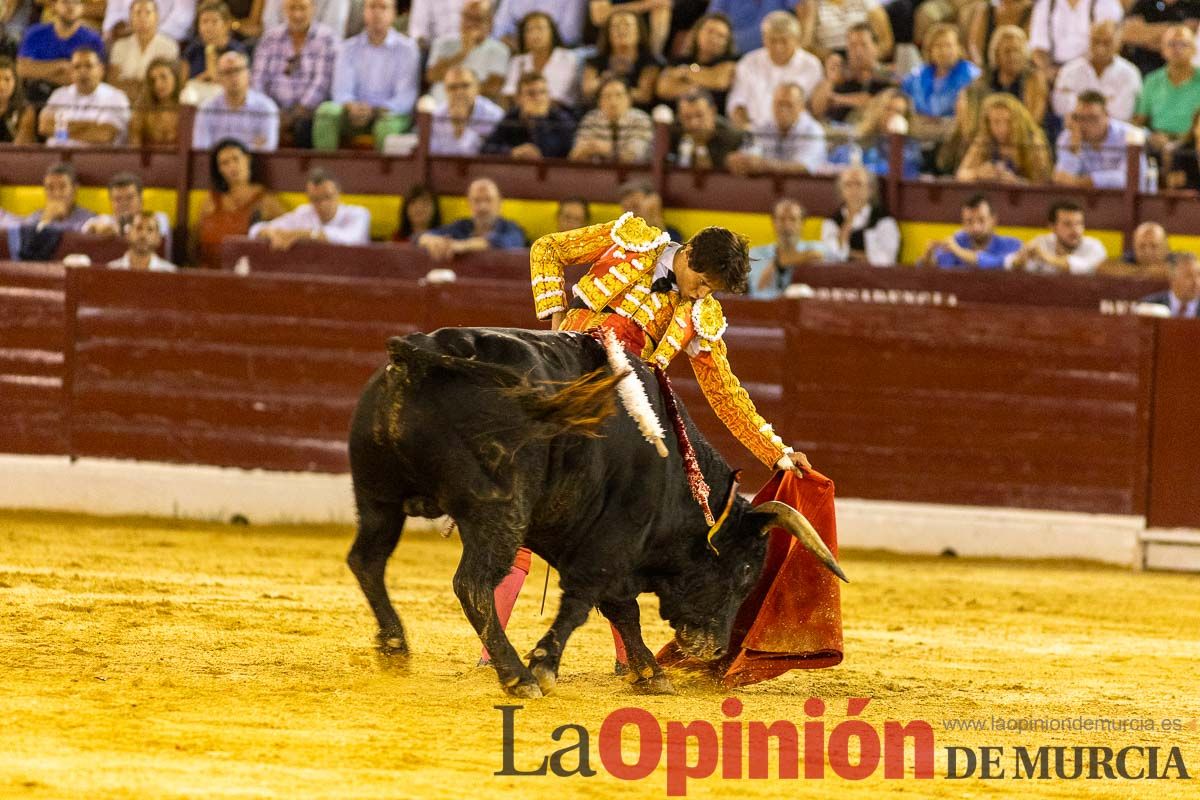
xmin=687 ymin=226 xmax=751 ymax=294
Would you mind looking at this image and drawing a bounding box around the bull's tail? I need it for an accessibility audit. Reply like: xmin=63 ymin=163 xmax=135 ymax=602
xmin=386 ymin=335 xmax=623 ymax=438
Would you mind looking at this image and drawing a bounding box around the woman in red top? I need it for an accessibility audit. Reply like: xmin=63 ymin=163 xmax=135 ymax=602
xmin=194 ymin=138 xmax=284 ymax=268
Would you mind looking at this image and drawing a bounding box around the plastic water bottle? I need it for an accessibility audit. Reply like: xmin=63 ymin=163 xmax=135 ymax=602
xmin=54 ymin=111 xmax=68 ymax=145
xmin=1142 ymin=160 xmax=1159 ymax=194
xmin=678 ymin=135 xmax=694 ymax=167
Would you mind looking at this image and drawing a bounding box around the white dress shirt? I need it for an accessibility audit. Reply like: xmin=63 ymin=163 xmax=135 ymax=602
xmin=1029 ymin=0 xmax=1123 ymax=66
xmin=43 ymin=83 xmax=132 ymax=147
xmin=820 ymin=205 xmax=901 ymax=266
xmin=107 ymin=252 xmax=178 ymax=272
xmin=108 ymin=33 xmax=181 ymax=82
xmin=1051 ymin=55 xmax=1142 ymax=121
xmin=1013 ymin=233 xmax=1107 ymax=275
xmin=102 ymin=0 xmax=196 ymax=41
xmin=726 ymin=47 xmax=824 ymax=129
xmin=249 ymin=203 xmax=371 ymax=245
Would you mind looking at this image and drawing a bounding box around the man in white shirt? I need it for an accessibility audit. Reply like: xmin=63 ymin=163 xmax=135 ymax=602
xmin=1007 ymin=200 xmax=1107 ymax=275
xmin=193 ymin=50 xmax=281 ymax=151
xmin=726 ymin=83 xmax=827 ymax=175
xmin=107 ymin=212 xmax=177 ymax=272
xmin=82 ymin=171 xmax=174 ymax=255
xmin=425 ymin=0 xmax=510 ymax=103
xmin=428 ymin=65 xmax=504 ymax=156
xmin=103 ymin=0 xmax=195 ymax=42
xmin=1052 ymin=20 xmax=1142 ymax=122
xmin=726 ymin=10 xmax=823 ymax=130
xmin=1029 ymin=0 xmax=1123 ymax=81
xmin=249 ymin=168 xmax=371 ymax=249
xmin=38 ymin=47 xmax=131 ymax=147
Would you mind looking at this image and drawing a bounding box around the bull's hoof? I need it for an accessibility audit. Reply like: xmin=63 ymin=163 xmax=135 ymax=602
xmin=505 ymin=680 xmax=544 ymax=699
xmin=530 ymin=663 xmax=557 ymax=696
xmin=375 ymin=635 xmax=409 ymax=657
xmin=632 ymin=673 xmax=676 ymax=695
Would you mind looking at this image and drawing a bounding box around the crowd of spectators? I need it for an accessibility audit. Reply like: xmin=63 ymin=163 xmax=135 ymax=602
xmin=0 ymin=0 xmax=1198 ymax=311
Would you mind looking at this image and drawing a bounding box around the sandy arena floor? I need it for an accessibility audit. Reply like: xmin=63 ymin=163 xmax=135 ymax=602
xmin=1 ymin=510 xmax=1198 ymax=799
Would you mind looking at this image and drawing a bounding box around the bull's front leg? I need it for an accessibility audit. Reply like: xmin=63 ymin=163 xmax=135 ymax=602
xmin=597 ymin=599 xmax=676 ymax=695
xmin=452 ymin=539 xmax=543 ymax=699
xmin=525 ymin=592 xmax=593 ymax=695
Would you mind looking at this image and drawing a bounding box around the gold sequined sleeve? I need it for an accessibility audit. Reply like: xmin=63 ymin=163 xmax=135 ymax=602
xmin=530 ymin=222 xmax=615 ymax=319
xmin=690 ymin=337 xmax=792 ymax=468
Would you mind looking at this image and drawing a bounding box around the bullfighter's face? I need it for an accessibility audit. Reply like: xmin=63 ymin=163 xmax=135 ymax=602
xmin=674 ymin=245 xmax=726 ymax=302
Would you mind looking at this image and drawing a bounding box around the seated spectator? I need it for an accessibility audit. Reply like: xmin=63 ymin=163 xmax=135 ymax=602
xmin=655 ymin=12 xmax=737 ymax=113
xmin=393 ymin=184 xmax=441 ymax=243
xmin=39 ymin=48 xmax=132 ymax=147
xmin=726 ymin=83 xmax=825 ymax=175
xmin=589 ymin=0 xmax=671 ymax=55
xmin=569 ymin=76 xmax=653 ymax=163
xmin=747 ymin=198 xmax=829 ymax=299
xmin=107 ymin=211 xmax=177 ymax=271
xmin=1054 ymin=90 xmax=1148 ymax=190
xmin=1119 ymin=0 xmax=1200 ymax=76
xmin=1140 ymin=251 xmax=1200 ymax=317
xmin=1008 ymin=200 xmax=1106 ymax=274
xmin=259 ymin=0 xmax=349 ymax=39
xmin=193 ymin=50 xmax=280 ymax=151
xmin=1029 ymin=0 xmax=1122 ymax=82
xmin=1166 ymin=108 xmax=1200 ymax=191
xmin=798 ymin=0 xmax=893 ymax=61
xmin=955 ymin=93 xmax=1051 ymax=183
xmin=975 ymin=24 xmax=1046 ymax=126
xmin=965 ymin=0 xmax=1034 ymax=65
xmin=481 ymin=72 xmax=576 ymax=158
xmin=250 ymin=0 xmax=337 ymax=148
xmin=810 ymin=22 xmax=896 ymax=125
xmin=616 ymin=177 xmax=653 ymax=215
xmin=106 ymin=0 xmax=180 ymax=102
xmin=1051 ymin=20 xmax=1141 ymax=123
xmin=820 ymin=164 xmax=900 ymax=265
xmin=918 ymin=194 xmax=1022 ymax=269
xmin=16 ymin=0 xmax=105 ymax=105
xmin=501 ymin=11 xmax=579 ymax=109
xmin=827 ymin=87 xmax=922 ymax=178
xmin=638 ymin=189 xmax=682 ymax=242
xmin=582 ymin=9 xmax=663 ymax=108
xmin=313 ymin=0 xmax=418 ymax=151
xmin=407 ymin=0 xmax=468 ymax=50
xmin=429 ymin=65 xmax=504 ymax=156
xmin=25 ymin=162 xmax=96 ymax=231
xmin=1133 ymin=26 xmax=1200 ymax=145
xmin=707 ymin=0 xmax=793 ymax=55
xmin=493 ymin=0 xmax=587 ymax=49
xmin=104 ymin=0 xmax=196 ymax=42
xmin=555 ymin=196 xmax=589 ymax=231
xmin=195 ymin=137 xmax=285 ymax=268
xmin=670 ymin=88 xmax=745 ymax=169
xmin=180 ymin=2 xmax=249 ymax=103
xmin=1102 ymin=221 xmax=1170 ymax=280
xmin=129 ymin=57 xmax=181 ymax=145
xmin=727 ymin=11 xmax=822 ymax=130
xmin=250 ymin=167 xmax=370 ymax=249
xmin=417 ymin=177 xmax=527 ymax=262
xmin=426 ymin=0 xmax=509 ymax=104
xmin=900 ymin=23 xmax=980 ymax=138
xmin=82 ymin=171 xmax=173 ymax=254
xmin=0 ymin=55 xmax=35 ymax=143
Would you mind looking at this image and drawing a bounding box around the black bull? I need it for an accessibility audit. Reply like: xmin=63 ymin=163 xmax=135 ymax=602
xmin=346 ymin=327 xmax=846 ymax=697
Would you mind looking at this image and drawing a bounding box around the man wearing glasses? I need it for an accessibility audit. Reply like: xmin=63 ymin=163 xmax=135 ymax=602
xmin=1053 ymin=90 xmax=1148 ymax=190
xmin=193 ymin=49 xmax=281 ymax=151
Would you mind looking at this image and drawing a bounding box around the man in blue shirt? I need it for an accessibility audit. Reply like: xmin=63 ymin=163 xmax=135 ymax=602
xmin=417 ymin=177 xmax=528 ymax=261
xmin=747 ymin=197 xmax=829 ymax=298
xmin=313 ymin=0 xmax=420 ymax=150
xmin=1053 ymin=90 xmax=1148 ymax=190
xmin=919 ymin=194 xmax=1022 ymax=270
xmin=16 ymin=0 xmax=104 ymax=103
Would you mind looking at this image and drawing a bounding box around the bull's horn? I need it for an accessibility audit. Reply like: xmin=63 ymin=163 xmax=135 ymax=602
xmin=752 ymin=500 xmax=849 ymax=583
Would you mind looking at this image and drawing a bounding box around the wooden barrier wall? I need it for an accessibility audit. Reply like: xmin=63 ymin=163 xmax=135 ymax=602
xmin=0 ymin=262 xmax=1195 ymax=526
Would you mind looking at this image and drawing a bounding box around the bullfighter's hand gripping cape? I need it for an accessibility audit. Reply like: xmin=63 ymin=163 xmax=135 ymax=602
xmin=530 ymin=213 xmax=843 ymax=687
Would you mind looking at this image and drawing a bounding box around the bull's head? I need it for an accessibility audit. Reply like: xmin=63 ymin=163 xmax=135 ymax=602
xmin=654 ymin=495 xmax=848 ymax=663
